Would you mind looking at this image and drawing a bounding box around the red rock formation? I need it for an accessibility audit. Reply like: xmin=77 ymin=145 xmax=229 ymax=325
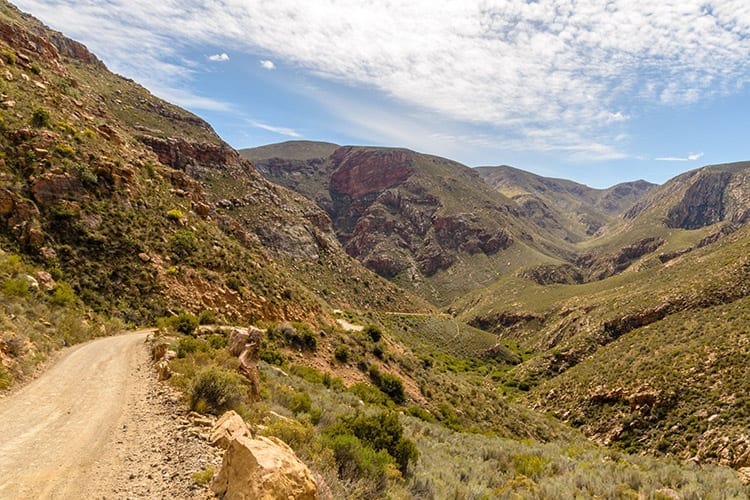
xmin=330 ymin=147 xmax=414 ymax=199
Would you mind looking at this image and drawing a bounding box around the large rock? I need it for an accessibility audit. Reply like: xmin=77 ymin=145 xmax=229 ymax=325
xmin=211 ymin=435 xmax=318 ymax=500
xmin=227 ymin=327 xmax=250 ymax=356
xmin=210 ymin=410 xmax=252 ymax=449
xmin=238 ymin=328 xmax=262 ymax=402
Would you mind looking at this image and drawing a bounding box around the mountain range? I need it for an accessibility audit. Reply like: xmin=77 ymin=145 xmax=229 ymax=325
xmin=0 ymin=1 xmax=748 ymax=496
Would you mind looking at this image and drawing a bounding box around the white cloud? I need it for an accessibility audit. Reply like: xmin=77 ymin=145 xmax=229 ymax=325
xmin=249 ymin=120 xmax=301 ymax=138
xmin=13 ymin=0 xmax=750 ymax=160
xmin=259 ymin=59 xmax=275 ymax=70
xmin=655 ymin=152 xmax=705 ymax=161
xmin=209 ymin=53 xmax=229 ymax=62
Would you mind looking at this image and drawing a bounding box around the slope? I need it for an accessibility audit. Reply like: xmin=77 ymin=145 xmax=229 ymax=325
xmin=243 ymin=141 xmax=578 ymax=306
xmin=0 ymin=1 xmax=429 ymax=326
xmin=477 ymin=165 xmax=655 ymax=243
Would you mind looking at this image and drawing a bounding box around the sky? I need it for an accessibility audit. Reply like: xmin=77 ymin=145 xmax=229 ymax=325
xmin=12 ymin=0 xmax=750 ymax=188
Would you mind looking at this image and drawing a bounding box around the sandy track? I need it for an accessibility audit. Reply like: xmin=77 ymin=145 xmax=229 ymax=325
xmin=0 ymin=331 xmax=220 ymax=499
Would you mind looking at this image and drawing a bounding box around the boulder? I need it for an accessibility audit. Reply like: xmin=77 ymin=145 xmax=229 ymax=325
xmin=211 ymin=435 xmax=318 ymax=500
xmin=210 ymin=410 xmax=252 ymax=449
xmin=156 ymin=360 xmax=171 ymax=381
xmin=34 ymin=271 xmax=56 ymax=291
xmin=238 ymin=328 xmax=262 ymax=402
xmin=151 ymin=342 xmax=169 ymax=362
xmin=227 ymin=327 xmax=250 ymax=356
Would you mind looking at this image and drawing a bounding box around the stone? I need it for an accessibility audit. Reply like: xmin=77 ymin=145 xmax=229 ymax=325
xmin=211 ymin=435 xmax=318 ymax=500
xmin=209 ymin=410 xmax=252 ymax=449
xmin=738 ymin=467 xmax=750 ymax=486
xmin=156 ymin=360 xmax=171 ymax=381
xmin=138 ymin=252 xmax=150 ymax=262
xmin=227 ymin=327 xmax=250 ymax=357
xmin=151 ymin=342 xmax=169 ymax=362
xmin=238 ymin=328 xmax=262 ymax=402
xmin=34 ymin=271 xmax=55 ymax=291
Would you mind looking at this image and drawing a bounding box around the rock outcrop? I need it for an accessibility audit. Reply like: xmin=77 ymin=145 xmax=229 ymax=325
xmin=209 ymin=410 xmax=253 ymax=449
xmin=212 ymin=434 xmax=318 ymax=500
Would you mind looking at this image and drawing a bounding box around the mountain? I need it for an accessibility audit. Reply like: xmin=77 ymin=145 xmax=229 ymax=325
xmin=243 ymin=141 xmax=584 ymax=305
xmin=476 ymin=165 xmax=655 ymax=242
xmin=0 ymin=2 xmax=429 ymax=325
xmin=451 ymin=163 xmax=750 ymax=467
xmin=1 ymin=2 xmax=748 ymax=496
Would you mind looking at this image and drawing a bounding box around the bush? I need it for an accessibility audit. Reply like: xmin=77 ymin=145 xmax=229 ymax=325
xmin=290 ymin=391 xmax=312 ymax=415
xmin=31 ymin=107 xmax=50 ymax=128
xmin=327 ymin=433 xmax=392 ymax=489
xmin=166 ymin=208 xmax=184 ymax=221
xmin=169 ymin=229 xmax=197 ymax=259
xmin=54 ymin=143 xmax=75 ymax=157
xmin=334 ymin=344 xmax=350 ymax=363
xmin=349 ymin=382 xmax=392 ymax=407
xmin=177 ymin=336 xmax=208 ymax=358
xmin=2 ymin=277 xmax=30 ymax=297
xmin=365 ymin=325 xmax=382 ymax=342
xmin=168 ymin=313 xmax=199 ymax=335
xmin=260 ymin=347 xmax=285 ymax=366
xmin=49 ymin=281 xmax=76 ymax=306
xmin=189 ymin=366 xmax=245 ymax=414
xmin=329 ymin=411 xmax=419 ymax=477
xmin=369 ymin=366 xmax=405 ymax=404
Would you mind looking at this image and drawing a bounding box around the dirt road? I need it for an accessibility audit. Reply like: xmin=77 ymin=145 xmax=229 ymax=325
xmin=0 ymin=331 xmax=220 ymax=499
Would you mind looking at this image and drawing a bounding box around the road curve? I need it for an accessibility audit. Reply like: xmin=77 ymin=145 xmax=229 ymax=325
xmin=0 ymin=331 xmax=151 ymax=499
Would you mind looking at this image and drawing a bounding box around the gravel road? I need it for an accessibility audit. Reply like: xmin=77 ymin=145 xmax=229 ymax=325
xmin=0 ymin=331 xmax=220 ymax=499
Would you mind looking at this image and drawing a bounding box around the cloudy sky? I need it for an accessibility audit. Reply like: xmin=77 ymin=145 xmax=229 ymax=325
xmin=14 ymin=0 xmax=750 ymax=187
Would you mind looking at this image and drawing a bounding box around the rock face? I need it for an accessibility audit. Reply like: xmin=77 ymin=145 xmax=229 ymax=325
xmin=209 ymin=410 xmax=253 ymax=449
xmin=226 ymin=326 xmax=263 ymax=402
xmin=212 ymin=435 xmax=318 ymax=500
xmin=246 ymin=143 xmax=525 ymax=286
xmin=666 ymin=171 xmax=732 ymax=229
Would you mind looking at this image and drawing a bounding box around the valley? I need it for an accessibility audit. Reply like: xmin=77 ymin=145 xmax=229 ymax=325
xmin=0 ymin=1 xmax=748 ymax=497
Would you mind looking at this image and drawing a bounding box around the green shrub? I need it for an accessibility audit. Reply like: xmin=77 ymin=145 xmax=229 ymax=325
xmin=0 ymin=366 xmax=13 ymax=390
xmin=327 ymin=433 xmax=392 ymax=489
xmin=334 ymin=344 xmax=350 ymax=363
xmin=349 ymin=382 xmax=392 ymax=407
xmin=290 ymin=391 xmax=312 ymax=415
xmin=260 ymin=347 xmax=285 ymax=366
xmin=191 ymin=466 xmax=215 ymax=486
xmin=177 ymin=336 xmax=208 ymax=358
xmin=168 ymin=313 xmax=199 ymax=335
xmin=207 ymin=334 xmax=227 ymax=349
xmin=31 ymin=107 xmax=50 ymax=128
xmin=2 ymin=277 xmax=30 ymax=297
xmin=3 ymin=49 xmax=16 ymax=65
xmin=198 ymin=309 xmax=217 ymax=325
xmin=189 ymin=366 xmax=245 ymax=414
xmin=289 ymin=364 xmax=324 ymax=384
xmin=369 ymin=366 xmax=405 ymax=404
xmin=365 ymin=325 xmax=382 ymax=342
xmin=169 ymin=229 xmax=197 ymax=259
xmin=49 ymin=281 xmax=76 ymax=306
xmin=329 ymin=411 xmax=419 ymax=477
xmin=166 ymin=208 xmax=184 ymax=221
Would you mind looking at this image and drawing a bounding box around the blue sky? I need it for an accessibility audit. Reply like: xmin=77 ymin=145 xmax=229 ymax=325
xmin=14 ymin=0 xmax=750 ymax=188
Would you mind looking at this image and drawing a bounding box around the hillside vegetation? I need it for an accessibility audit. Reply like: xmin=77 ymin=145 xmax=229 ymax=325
xmin=0 ymin=1 xmax=748 ymax=496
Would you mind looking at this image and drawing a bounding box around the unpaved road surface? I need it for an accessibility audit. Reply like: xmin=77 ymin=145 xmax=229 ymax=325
xmin=0 ymin=331 xmax=220 ymax=499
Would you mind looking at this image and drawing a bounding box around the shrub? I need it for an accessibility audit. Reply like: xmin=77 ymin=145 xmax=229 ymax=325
xmin=198 ymin=309 xmax=216 ymax=325
xmin=189 ymin=366 xmax=244 ymax=414
xmin=330 ymin=411 xmax=419 ymax=477
xmin=31 ymin=107 xmax=50 ymax=128
xmin=290 ymin=391 xmax=312 ymax=415
xmin=49 ymin=281 xmax=76 ymax=306
xmin=2 ymin=277 xmax=30 ymax=297
xmin=327 ymin=433 xmax=392 ymax=489
xmin=168 ymin=313 xmax=199 ymax=335
xmin=334 ymin=344 xmax=350 ymax=363
xmin=349 ymin=382 xmax=392 ymax=407
xmin=369 ymin=366 xmax=405 ymax=404
xmin=177 ymin=336 xmax=208 ymax=358
xmin=289 ymin=364 xmax=325 ymax=384
xmin=207 ymin=334 xmax=227 ymax=349
xmin=166 ymin=208 xmax=184 ymax=221
xmin=169 ymin=229 xmax=197 ymax=259
xmin=260 ymin=347 xmax=285 ymax=366
xmin=365 ymin=325 xmax=382 ymax=342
